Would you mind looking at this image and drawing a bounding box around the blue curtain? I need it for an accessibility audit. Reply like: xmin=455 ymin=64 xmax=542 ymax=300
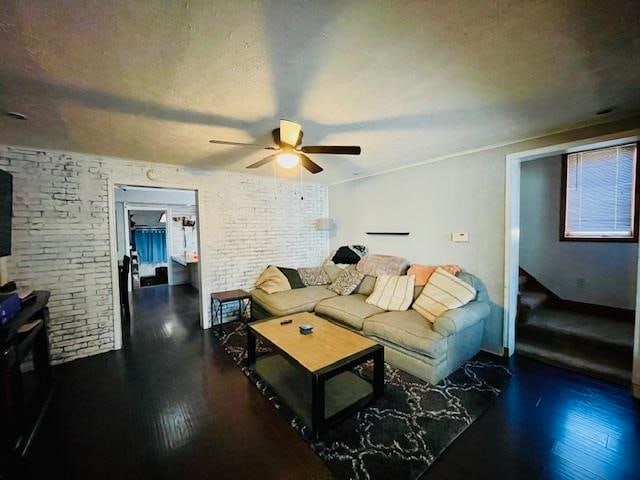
xmin=134 ymin=228 xmax=167 ymax=263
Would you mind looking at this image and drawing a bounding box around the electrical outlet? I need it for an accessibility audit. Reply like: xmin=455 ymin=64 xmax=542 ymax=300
xmin=451 ymin=232 xmax=469 ymax=243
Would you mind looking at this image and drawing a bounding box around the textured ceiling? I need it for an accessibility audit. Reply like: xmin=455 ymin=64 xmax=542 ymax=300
xmin=1 ymin=0 xmax=639 ymax=184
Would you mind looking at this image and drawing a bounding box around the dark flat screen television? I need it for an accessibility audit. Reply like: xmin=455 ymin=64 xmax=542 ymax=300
xmin=0 ymin=169 xmax=12 ymax=257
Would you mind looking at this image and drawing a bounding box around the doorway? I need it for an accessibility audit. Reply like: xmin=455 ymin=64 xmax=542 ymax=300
xmin=127 ymin=208 xmax=169 ymax=289
xmin=113 ymin=185 xmax=201 ymax=347
xmin=504 ymin=130 xmax=640 ymax=391
xmin=515 ymin=151 xmax=637 ymax=384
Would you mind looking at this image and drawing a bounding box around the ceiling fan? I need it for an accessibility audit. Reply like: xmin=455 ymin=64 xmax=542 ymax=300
xmin=208 ymin=119 xmax=361 ymax=174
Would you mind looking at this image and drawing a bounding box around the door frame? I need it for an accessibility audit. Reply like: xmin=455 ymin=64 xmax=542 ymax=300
xmin=107 ymin=182 xmax=204 ymax=350
xmin=503 ymin=128 xmax=640 ymax=392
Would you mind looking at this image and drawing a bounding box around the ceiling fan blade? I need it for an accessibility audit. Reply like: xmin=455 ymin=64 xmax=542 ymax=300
xmin=280 ymin=119 xmax=302 ymax=146
xmin=210 ymin=139 xmax=276 ymax=149
xmin=300 ymin=145 xmax=361 ymax=155
xmin=246 ymin=154 xmax=277 ymax=169
xmin=300 ymin=154 xmax=323 ymax=174
xmin=273 ymin=128 xmax=303 ymax=147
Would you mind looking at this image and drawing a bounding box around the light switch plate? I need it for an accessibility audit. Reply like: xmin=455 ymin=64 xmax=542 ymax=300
xmin=451 ymin=232 xmax=469 ymax=243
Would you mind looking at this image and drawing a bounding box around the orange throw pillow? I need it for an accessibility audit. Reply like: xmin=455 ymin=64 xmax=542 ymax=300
xmin=407 ymin=265 xmax=437 ymax=286
xmin=407 ymin=264 xmax=462 ymax=286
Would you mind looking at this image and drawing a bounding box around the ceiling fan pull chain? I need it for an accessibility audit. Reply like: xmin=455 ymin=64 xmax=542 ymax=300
xmin=273 ymin=160 xmax=277 ymax=200
xmin=299 ymin=162 xmax=304 ymax=201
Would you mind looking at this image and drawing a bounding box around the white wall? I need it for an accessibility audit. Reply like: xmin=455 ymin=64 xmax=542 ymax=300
xmin=170 ymin=211 xmax=198 ymax=256
xmin=1 ymin=145 xmax=329 ymax=364
xmin=170 ymin=210 xmax=198 ymax=286
xmin=330 ymin=148 xmax=505 ymax=353
xmin=520 ymin=155 xmax=638 ymax=309
xmin=330 ymin=116 xmax=640 ymax=355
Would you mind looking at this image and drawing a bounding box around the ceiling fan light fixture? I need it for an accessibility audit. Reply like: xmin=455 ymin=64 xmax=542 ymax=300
xmin=276 ymin=153 xmax=299 ymax=169
xmin=210 ymin=118 xmax=360 ymax=174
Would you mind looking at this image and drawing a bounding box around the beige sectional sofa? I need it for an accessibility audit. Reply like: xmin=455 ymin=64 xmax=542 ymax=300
xmin=251 ymin=271 xmax=490 ymax=384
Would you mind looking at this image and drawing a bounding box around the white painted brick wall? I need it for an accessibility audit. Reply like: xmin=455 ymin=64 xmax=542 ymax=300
xmin=0 ymin=145 xmax=329 ymax=364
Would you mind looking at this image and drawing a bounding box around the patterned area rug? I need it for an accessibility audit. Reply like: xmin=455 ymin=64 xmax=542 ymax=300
xmin=215 ymin=322 xmax=511 ymax=480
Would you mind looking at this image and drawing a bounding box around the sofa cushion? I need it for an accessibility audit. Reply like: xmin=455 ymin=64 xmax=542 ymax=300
xmin=457 ymin=271 xmax=491 ymax=304
xmin=363 ymin=310 xmax=447 ymax=360
xmin=366 ymin=274 xmax=415 ymax=311
xmin=412 ymin=267 xmax=476 ymax=322
xmin=433 ymin=301 xmax=489 ymax=337
xmin=251 ymin=286 xmax=337 ymax=316
xmin=413 ymin=285 xmax=424 ymax=300
xmin=328 ymin=265 xmax=365 ymax=296
xmin=315 ymin=294 xmax=385 ymax=331
xmin=323 ymin=262 xmax=346 ymax=282
xmin=354 ymin=275 xmax=376 ymax=296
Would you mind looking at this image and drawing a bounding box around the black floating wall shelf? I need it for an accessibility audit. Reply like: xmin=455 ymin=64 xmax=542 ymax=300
xmin=365 ymin=232 xmax=410 ymax=236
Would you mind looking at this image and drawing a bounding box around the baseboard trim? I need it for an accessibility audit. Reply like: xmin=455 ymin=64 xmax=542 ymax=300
xmin=480 ymin=346 xmax=505 ymax=358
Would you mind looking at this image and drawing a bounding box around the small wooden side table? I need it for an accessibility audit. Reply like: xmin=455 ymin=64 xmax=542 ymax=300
xmin=210 ymin=289 xmax=252 ymax=335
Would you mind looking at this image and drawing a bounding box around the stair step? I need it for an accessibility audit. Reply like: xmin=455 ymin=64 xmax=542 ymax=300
xmin=519 ymin=308 xmax=634 ymax=353
xmin=516 ymin=337 xmax=632 ymax=385
xmin=518 ymin=274 xmax=528 ymax=288
xmin=520 ymin=290 xmax=548 ymax=310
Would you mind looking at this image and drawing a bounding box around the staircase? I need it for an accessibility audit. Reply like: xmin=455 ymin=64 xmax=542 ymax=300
xmin=516 ymin=270 xmax=634 ymax=385
xmin=518 ymin=272 xmax=549 ymax=315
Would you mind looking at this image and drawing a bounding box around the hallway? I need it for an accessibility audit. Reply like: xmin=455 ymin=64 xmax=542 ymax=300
xmin=23 ymin=285 xmax=329 ymax=479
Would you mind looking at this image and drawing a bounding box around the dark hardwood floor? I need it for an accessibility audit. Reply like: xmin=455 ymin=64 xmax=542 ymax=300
xmin=18 ymin=285 xmax=640 ymax=480
xmin=427 ymin=355 xmax=640 ymax=480
xmin=21 ymin=285 xmax=330 ymax=480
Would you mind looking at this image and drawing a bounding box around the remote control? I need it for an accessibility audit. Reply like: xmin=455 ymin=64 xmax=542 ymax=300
xmin=280 ymin=319 xmax=293 ymax=325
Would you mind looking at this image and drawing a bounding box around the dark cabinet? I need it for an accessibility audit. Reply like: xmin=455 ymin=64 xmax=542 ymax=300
xmin=0 ymin=291 xmax=52 ymax=476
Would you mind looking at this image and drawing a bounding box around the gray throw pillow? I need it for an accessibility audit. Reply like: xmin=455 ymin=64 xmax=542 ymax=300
xmin=328 ymin=266 xmax=365 ymax=296
xmin=298 ymin=266 xmax=331 ymax=286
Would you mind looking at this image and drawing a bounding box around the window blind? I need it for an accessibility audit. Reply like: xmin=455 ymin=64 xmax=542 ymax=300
xmin=564 ymin=143 xmax=637 ymax=238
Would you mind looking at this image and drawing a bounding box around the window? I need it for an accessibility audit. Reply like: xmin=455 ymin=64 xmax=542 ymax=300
xmin=561 ymin=142 xmax=639 ymax=241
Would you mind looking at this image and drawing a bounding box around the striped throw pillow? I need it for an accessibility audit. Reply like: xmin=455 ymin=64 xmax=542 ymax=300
xmin=366 ymin=274 xmax=416 ymax=311
xmin=412 ymin=267 xmax=476 ymax=322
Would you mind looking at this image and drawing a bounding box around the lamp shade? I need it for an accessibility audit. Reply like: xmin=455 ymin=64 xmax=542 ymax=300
xmin=315 ymin=218 xmax=335 ymax=231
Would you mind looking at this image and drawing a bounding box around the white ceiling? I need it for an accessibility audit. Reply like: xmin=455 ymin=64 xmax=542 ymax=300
xmin=1 ymin=0 xmax=639 ymax=184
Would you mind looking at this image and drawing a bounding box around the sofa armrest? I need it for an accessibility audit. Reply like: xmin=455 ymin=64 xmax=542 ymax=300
xmin=432 ymin=301 xmax=489 ymax=337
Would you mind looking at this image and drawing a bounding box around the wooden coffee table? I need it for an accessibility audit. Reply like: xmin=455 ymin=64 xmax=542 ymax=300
xmin=246 ymin=312 xmax=384 ymax=436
